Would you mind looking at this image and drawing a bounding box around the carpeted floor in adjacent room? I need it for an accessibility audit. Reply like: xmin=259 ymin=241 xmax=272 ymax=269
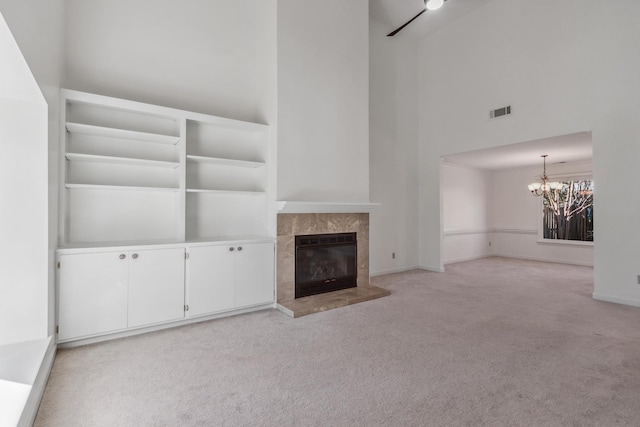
xmin=34 ymin=257 xmax=640 ymax=426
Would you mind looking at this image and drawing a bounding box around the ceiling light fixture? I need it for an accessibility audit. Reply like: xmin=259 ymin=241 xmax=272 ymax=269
xmin=426 ymin=0 xmax=444 ymax=11
xmin=387 ymin=0 xmax=448 ymax=37
xmin=528 ymin=155 xmax=564 ymax=196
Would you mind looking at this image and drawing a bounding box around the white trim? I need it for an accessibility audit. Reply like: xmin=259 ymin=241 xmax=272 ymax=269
xmin=419 ymin=265 xmax=445 ymax=273
xmin=57 ymin=304 xmax=275 ymax=348
xmin=17 ymin=337 xmax=56 ymax=427
xmin=370 ymin=265 xmax=419 ymax=277
xmin=492 ymin=253 xmax=593 ymax=267
xmin=443 ymin=228 xmax=491 ymax=236
xmin=276 ymin=201 xmax=379 ymax=214
xmin=592 ymin=293 xmax=640 ymax=308
xmin=444 ymin=228 xmax=539 ymax=236
xmin=537 ymin=239 xmax=593 ymax=247
xmin=492 ymin=228 xmax=537 ymax=235
xmin=444 ymin=254 xmax=492 ymax=265
xmin=275 ymin=304 xmax=294 ymax=317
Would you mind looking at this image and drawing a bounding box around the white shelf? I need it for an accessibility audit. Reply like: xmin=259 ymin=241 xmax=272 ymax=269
xmin=186 ymin=155 xmax=264 ymax=168
xmin=66 ymin=153 xmax=180 ymax=169
xmin=66 ymin=183 xmax=180 ymax=192
xmin=66 ymin=122 xmax=180 ymax=145
xmin=57 ymin=237 xmax=275 ymax=253
xmin=186 ymin=188 xmax=265 ymax=196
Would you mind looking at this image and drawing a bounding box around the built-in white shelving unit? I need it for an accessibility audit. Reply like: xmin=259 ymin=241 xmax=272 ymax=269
xmin=57 ymin=90 xmax=275 ymax=344
xmin=59 ymin=89 xmax=271 ymax=246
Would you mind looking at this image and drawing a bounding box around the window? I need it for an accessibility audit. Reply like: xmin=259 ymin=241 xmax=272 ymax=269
xmin=542 ymin=179 xmax=593 ymax=242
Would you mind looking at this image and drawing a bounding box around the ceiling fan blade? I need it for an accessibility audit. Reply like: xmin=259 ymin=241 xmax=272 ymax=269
xmin=386 ymin=8 xmax=426 ymax=37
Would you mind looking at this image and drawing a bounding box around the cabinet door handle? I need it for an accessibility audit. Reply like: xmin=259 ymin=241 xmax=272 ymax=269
xmin=119 ymin=254 xmax=126 ymax=260
xmin=132 ymin=253 xmax=139 ymax=259
xmin=229 ymin=247 xmax=235 ymax=252
xmin=237 ymin=246 xmax=243 ymax=251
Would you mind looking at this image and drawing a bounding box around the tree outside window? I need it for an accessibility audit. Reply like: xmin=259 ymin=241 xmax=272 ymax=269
xmin=542 ymin=179 xmax=593 ymax=241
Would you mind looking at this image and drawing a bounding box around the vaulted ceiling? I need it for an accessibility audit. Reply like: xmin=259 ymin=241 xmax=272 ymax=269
xmin=369 ymin=0 xmax=593 ymax=169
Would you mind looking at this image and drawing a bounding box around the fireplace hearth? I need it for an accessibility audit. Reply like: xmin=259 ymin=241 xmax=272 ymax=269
xmin=295 ymin=232 xmax=357 ymax=298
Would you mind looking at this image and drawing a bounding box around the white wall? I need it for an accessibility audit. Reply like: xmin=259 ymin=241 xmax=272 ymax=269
xmin=254 ymin=0 xmax=278 ymax=236
xmin=0 ymin=11 xmax=48 ymax=346
xmin=277 ymin=0 xmax=369 ymax=202
xmin=491 ymin=160 xmax=593 ymax=266
xmin=418 ymin=0 xmax=640 ymax=305
xmin=65 ymin=0 xmax=269 ymax=123
xmin=0 ymin=0 xmax=64 ymax=343
xmin=368 ymin=17 xmax=419 ymax=276
xmin=442 ymin=163 xmax=492 ymax=264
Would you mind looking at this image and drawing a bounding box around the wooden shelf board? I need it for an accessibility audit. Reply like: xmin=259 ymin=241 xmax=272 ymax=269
xmin=186 ymin=155 xmax=264 ymax=168
xmin=65 ymin=153 xmax=180 ymax=168
xmin=65 ymin=183 xmax=180 ymax=192
xmin=66 ymin=122 xmax=180 ymax=145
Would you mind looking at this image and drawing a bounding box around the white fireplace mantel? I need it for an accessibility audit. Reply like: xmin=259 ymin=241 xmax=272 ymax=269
xmin=276 ymin=201 xmax=380 ymax=214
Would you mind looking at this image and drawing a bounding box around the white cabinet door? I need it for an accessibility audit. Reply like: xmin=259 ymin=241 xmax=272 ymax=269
xmin=186 ymin=245 xmax=235 ymax=317
xmin=58 ymin=252 xmax=128 ymax=341
xmin=128 ymin=248 xmax=185 ymax=328
xmin=235 ymin=242 xmax=274 ymax=308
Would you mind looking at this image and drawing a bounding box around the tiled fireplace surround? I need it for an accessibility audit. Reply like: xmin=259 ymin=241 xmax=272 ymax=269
xmin=276 ymin=212 xmax=390 ymax=317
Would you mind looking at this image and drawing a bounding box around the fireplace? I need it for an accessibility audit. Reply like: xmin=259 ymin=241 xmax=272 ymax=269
xmin=295 ymin=232 xmax=357 ymax=298
xmin=276 ymin=212 xmax=390 ymax=317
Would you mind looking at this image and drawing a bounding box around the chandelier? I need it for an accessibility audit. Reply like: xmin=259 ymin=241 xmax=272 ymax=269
xmin=528 ymin=155 xmax=563 ymax=196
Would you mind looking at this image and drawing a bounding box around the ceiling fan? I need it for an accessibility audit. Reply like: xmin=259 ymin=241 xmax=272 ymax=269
xmin=387 ymin=0 xmax=447 ymax=37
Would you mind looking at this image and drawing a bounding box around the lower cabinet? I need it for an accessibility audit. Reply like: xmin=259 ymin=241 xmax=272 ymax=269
xmin=127 ymin=248 xmax=185 ymax=328
xmin=58 ymin=251 xmax=128 ymax=341
xmin=186 ymin=245 xmax=235 ymax=316
xmin=57 ymin=241 xmax=274 ymax=343
xmin=58 ymin=247 xmax=185 ymax=341
xmin=234 ymin=242 xmax=275 ymax=307
xmin=187 ymin=242 xmax=275 ymax=317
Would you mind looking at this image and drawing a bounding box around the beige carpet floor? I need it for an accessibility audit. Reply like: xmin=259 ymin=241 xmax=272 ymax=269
xmin=34 ymin=257 xmax=640 ymax=426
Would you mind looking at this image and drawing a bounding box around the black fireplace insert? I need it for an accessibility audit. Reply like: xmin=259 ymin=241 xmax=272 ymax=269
xmin=295 ymin=232 xmax=357 ymax=298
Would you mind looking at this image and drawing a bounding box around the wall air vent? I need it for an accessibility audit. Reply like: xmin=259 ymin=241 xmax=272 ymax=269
xmin=490 ymin=105 xmax=512 ymax=119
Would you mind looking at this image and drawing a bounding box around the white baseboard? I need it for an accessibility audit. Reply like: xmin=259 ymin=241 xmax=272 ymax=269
xmin=592 ymin=293 xmax=640 ymax=308
xmin=58 ymin=303 xmax=275 ymax=348
xmin=418 ymin=265 xmax=445 ymax=273
xmin=444 ymin=254 xmax=492 ymax=265
xmin=275 ymin=304 xmax=294 ymax=317
xmin=18 ymin=336 xmax=56 ymax=427
xmin=370 ymin=265 xmax=419 ymax=277
xmin=493 ymin=253 xmax=593 ymax=267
